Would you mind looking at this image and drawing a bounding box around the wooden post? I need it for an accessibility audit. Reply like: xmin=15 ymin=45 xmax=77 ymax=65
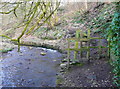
xmin=80 ymin=40 xmax=82 ymax=60
xmin=74 ymin=30 xmax=80 ymax=62
xmin=98 ymin=39 xmax=102 ymax=59
xmin=87 ymin=29 xmax=90 ymax=60
xmin=80 ymin=30 xmax=82 ymax=60
xmin=108 ymin=41 xmax=110 ymax=59
xmin=66 ymin=30 xmax=109 ymax=64
xmin=67 ymin=40 xmax=70 ymax=68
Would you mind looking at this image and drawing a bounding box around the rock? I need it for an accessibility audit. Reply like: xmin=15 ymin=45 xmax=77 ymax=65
xmin=29 ymin=62 xmax=31 ymax=64
xmin=53 ymin=60 xmax=57 ymax=62
xmin=60 ymin=69 xmax=64 ymax=72
xmin=61 ymin=59 xmax=68 ymax=62
xmin=60 ymin=63 xmax=68 ymax=68
xmin=26 ymin=67 xmax=29 ymax=69
xmin=19 ymin=63 xmax=22 ymax=65
xmin=56 ymin=73 xmax=59 ymax=75
xmin=19 ymin=52 xmax=23 ymax=56
xmin=40 ymin=52 xmax=46 ymax=56
xmin=29 ymin=47 xmax=33 ymax=49
xmin=21 ymin=79 xmax=25 ymax=81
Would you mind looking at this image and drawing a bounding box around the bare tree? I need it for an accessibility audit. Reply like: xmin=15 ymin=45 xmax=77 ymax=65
xmin=0 ymin=0 xmax=60 ymax=51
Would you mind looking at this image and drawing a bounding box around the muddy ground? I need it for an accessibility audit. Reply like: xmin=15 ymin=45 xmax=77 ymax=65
xmin=58 ymin=59 xmax=115 ymax=87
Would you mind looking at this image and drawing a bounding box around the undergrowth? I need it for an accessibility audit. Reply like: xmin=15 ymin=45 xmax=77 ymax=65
xmin=106 ymin=2 xmax=120 ymax=87
xmin=72 ymin=2 xmax=120 ymax=87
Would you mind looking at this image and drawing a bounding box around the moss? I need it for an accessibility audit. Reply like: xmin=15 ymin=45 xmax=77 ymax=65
xmin=56 ymin=75 xmax=64 ymax=85
xmin=0 ymin=48 xmax=13 ymax=53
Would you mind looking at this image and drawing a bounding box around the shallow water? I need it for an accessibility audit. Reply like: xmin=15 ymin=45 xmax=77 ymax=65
xmin=1 ymin=46 xmax=63 ymax=87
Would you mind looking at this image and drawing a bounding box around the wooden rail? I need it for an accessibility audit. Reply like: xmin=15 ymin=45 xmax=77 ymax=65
xmin=66 ymin=29 xmax=110 ymax=67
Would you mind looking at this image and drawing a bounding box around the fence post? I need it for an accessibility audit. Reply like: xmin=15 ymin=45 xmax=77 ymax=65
xmin=74 ymin=30 xmax=80 ymax=62
xmin=108 ymin=41 xmax=110 ymax=59
xmin=87 ymin=29 xmax=90 ymax=60
xmin=67 ymin=40 xmax=70 ymax=68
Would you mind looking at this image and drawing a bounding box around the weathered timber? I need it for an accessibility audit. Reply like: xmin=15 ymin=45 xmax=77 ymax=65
xmin=66 ymin=29 xmax=110 ymax=66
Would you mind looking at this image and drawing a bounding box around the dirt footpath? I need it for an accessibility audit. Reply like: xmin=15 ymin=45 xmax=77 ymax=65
xmin=58 ymin=59 xmax=115 ymax=87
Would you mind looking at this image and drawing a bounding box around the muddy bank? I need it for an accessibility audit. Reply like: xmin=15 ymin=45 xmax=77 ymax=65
xmin=11 ymin=36 xmax=68 ymax=54
xmin=0 ymin=37 xmax=17 ymax=53
xmin=20 ymin=38 xmax=67 ymax=53
xmin=0 ymin=37 xmax=67 ymax=53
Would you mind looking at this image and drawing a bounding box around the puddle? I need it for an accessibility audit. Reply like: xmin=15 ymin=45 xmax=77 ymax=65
xmin=1 ymin=46 xmax=63 ymax=87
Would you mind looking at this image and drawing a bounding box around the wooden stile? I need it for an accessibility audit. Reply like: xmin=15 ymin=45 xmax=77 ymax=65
xmin=66 ymin=29 xmax=110 ymax=66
